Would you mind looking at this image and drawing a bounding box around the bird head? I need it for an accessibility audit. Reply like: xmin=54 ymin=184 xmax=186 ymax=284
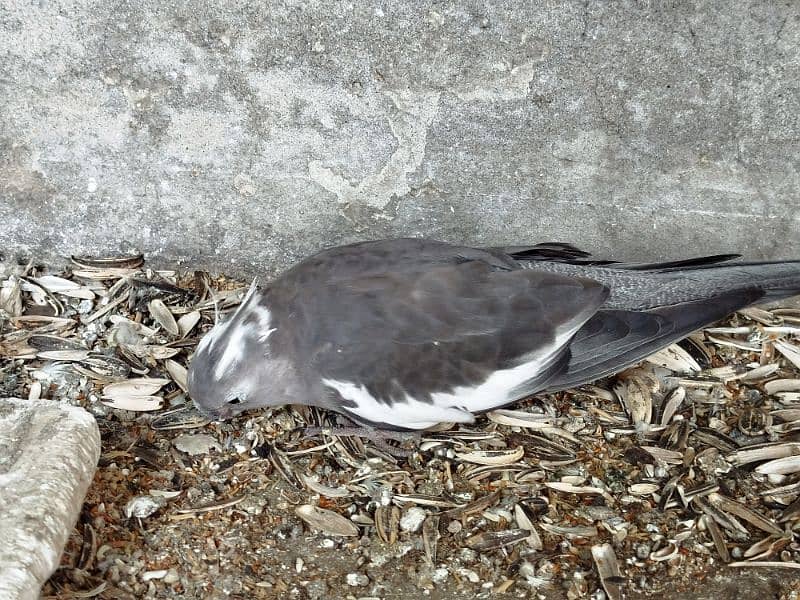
xmin=188 ymin=279 xmax=281 ymax=420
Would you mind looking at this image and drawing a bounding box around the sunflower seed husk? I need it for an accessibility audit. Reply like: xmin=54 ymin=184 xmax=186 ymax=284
xmin=102 ymin=378 xmax=170 ymax=398
xmin=148 ymin=299 xmax=179 ymax=336
xmin=707 ymin=493 xmax=783 ymax=535
xmin=629 ymin=483 xmax=660 ymax=496
xmin=639 ymin=446 xmax=684 ymax=465
xmin=775 ymin=340 xmax=800 ymax=370
xmin=0 ymin=278 xmax=23 ymax=316
xmin=694 ymin=497 xmax=749 ymax=538
xmin=727 ymin=442 xmax=800 ymax=466
xmin=486 ymin=409 xmax=553 ymax=428
xmin=422 ymin=515 xmax=439 ymax=564
xmin=700 ymin=514 xmax=730 ymax=563
xmin=581 ymin=385 xmax=617 ymax=402
xmin=269 ymin=447 xmax=302 ymax=490
xmin=537 ymin=522 xmax=598 ymax=538
xmin=11 ymin=315 xmax=74 ymax=327
xmin=101 ymin=396 xmax=164 ymax=412
xmin=591 ymin=543 xmax=622 ymax=600
xmin=755 ymin=455 xmax=800 ymax=475
xmin=728 ymin=561 xmax=800 ymax=569
xmin=374 ymin=505 xmax=400 ymax=545
xmin=765 ymin=379 xmax=800 ymax=395
xmin=150 ymin=405 xmax=210 ymax=430
xmin=779 ymin=497 xmax=800 ymax=523
xmin=294 ymin=505 xmax=359 ymax=537
xmin=79 ymin=354 xmax=131 ymax=379
xmin=511 ymin=433 xmax=576 ymax=461
xmin=84 ymin=293 xmax=129 ymax=323
xmin=300 ymin=474 xmax=351 ymax=498
xmin=32 ymin=274 xmax=78 ymax=291
xmin=116 ymin=345 xmax=150 ymax=373
xmin=393 ymin=494 xmax=463 ymax=508
xmin=27 ymin=380 xmax=41 ymax=400
xmin=37 ymin=349 xmax=91 ymax=361
xmin=165 ymin=359 xmax=188 ymax=392
xmin=27 ymin=335 xmax=86 ymax=351
xmin=147 ymin=345 xmax=181 ymax=360
xmin=772 ymin=409 xmax=800 ymax=422
xmin=776 ymin=392 xmax=800 ymax=404
xmin=466 ymin=529 xmax=530 ymax=551
xmin=739 ymin=363 xmax=781 ymax=382
xmin=454 ymin=446 xmax=524 ymax=466
xmin=690 ymin=428 xmax=738 ymax=453
xmin=706 ymin=335 xmax=761 ymax=352
xmin=650 ymin=542 xmax=679 ymax=561
xmin=76 ymin=523 xmax=97 ymax=571
xmin=759 ymin=480 xmax=800 ymax=497
xmin=743 ymin=535 xmax=791 ymax=559
xmin=645 ymin=344 xmax=700 ymax=373
xmin=514 ymin=504 xmax=543 ymax=550
xmin=34 ymin=275 xmax=96 ymax=300
xmin=177 ymin=310 xmax=202 ymax=338
xmin=739 ymin=306 xmax=780 ymax=325
xmin=20 ymin=276 xmax=65 ymax=315
xmin=660 ymin=386 xmax=686 ymax=425
xmin=614 ymin=375 xmax=653 ymax=426
xmin=72 ymin=267 xmax=137 ymax=281
xmin=442 ymin=491 xmax=501 ymax=517
xmin=71 ymin=254 xmax=145 ymax=269
xmin=545 ymin=481 xmax=614 ymax=505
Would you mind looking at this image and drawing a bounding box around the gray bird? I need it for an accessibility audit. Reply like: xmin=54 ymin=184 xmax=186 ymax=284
xmin=187 ymin=238 xmax=800 ymax=429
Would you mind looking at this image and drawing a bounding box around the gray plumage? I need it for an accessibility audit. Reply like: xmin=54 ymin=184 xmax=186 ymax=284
xmin=187 ymin=238 xmax=800 ymax=429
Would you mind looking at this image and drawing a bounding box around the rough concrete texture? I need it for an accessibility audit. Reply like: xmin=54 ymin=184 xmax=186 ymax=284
xmin=1 ymin=1 xmax=799 ymax=276
xmin=0 ymin=398 xmax=101 ymax=600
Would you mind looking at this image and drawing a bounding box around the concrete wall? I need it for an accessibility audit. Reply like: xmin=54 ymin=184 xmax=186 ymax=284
xmin=2 ymin=1 xmax=799 ymax=276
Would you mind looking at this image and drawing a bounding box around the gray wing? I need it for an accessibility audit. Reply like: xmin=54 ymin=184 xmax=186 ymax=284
xmin=276 ymin=260 xmax=608 ymax=411
xmin=547 ymin=287 xmax=765 ymax=391
xmin=282 ymin=238 xmax=519 ymax=284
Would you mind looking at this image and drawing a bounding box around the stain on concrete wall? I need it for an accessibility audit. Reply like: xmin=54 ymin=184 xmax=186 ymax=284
xmin=1 ymin=1 xmax=798 ymax=275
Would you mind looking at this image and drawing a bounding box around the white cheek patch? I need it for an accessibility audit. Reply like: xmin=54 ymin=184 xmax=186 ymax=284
xmin=213 ymin=322 xmax=251 ymax=380
xmin=193 ymin=279 xmax=274 ymax=381
xmin=209 ymin=302 xmax=276 ymax=381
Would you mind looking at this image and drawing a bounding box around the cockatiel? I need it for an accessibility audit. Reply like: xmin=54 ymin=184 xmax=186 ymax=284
xmin=187 ymin=238 xmax=800 ymax=429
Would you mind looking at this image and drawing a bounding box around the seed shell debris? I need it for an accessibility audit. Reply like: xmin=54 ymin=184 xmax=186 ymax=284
xmin=4 ymin=255 xmax=798 ymax=599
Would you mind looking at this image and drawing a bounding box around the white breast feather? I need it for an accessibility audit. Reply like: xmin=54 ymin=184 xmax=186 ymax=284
xmin=321 ymin=379 xmax=475 ymax=429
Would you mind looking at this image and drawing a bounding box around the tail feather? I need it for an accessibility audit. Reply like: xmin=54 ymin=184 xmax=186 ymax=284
xmin=548 ymin=287 xmax=765 ymax=391
xmin=674 ymin=261 xmax=800 ymax=304
xmin=507 ymin=245 xmax=800 ymax=390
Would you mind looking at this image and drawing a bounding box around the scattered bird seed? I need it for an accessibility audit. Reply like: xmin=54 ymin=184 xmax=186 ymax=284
xmin=6 ymin=255 xmax=799 ymax=598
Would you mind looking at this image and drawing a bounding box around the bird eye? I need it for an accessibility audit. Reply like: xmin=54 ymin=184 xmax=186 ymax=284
xmin=227 ymin=397 xmax=241 ymax=405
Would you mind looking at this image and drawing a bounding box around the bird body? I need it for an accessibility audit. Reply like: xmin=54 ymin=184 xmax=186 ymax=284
xmin=187 ymin=238 xmax=800 ymax=429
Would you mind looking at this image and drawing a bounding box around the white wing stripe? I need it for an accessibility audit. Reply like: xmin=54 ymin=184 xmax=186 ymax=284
xmin=322 ymin=325 xmax=579 ymax=429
